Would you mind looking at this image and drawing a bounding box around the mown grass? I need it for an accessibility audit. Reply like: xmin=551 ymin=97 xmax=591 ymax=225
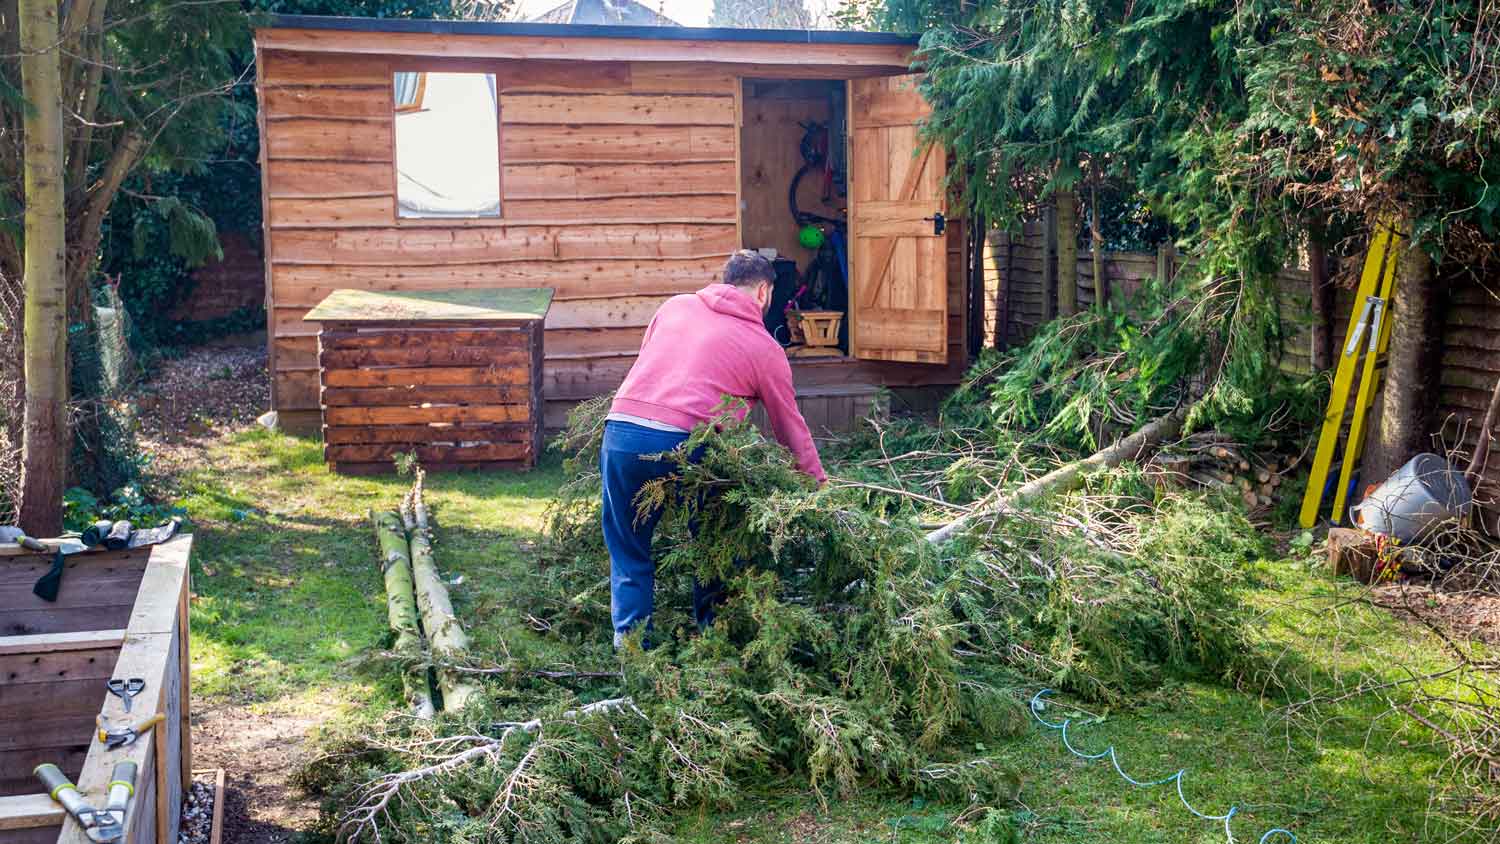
xmin=178 ymin=428 xmax=1470 ymax=843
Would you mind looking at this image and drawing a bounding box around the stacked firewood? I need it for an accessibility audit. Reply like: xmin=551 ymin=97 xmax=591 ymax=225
xmin=1147 ymin=432 xmax=1295 ymax=510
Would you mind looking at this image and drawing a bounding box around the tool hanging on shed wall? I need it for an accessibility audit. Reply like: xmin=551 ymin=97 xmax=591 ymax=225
xmin=1299 ymin=220 xmax=1403 ymax=528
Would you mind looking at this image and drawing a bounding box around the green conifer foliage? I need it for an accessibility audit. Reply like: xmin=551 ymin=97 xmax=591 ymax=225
xmin=308 ymin=398 xmax=1265 ymax=843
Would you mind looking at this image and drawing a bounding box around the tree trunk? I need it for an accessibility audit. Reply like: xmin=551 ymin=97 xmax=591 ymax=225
xmin=1308 ymin=232 xmax=1334 ymax=372
xmin=1055 ymin=190 xmax=1078 ymax=317
xmin=372 ymin=510 xmax=435 ymax=719
xmin=18 ymin=0 xmax=67 ymax=537
xmin=404 ymin=472 xmax=482 ymax=712
xmin=927 ymin=406 xmax=1187 ymax=544
xmin=1090 ymin=183 xmax=1107 ymax=309
xmin=1364 ymin=227 xmax=1444 ymax=489
xmin=1465 ymin=375 xmax=1500 ymax=491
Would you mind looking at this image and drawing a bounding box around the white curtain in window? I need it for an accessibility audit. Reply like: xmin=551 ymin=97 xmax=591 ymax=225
xmin=484 ymin=73 xmax=497 ymax=108
xmin=394 ymin=72 xmax=422 ymax=108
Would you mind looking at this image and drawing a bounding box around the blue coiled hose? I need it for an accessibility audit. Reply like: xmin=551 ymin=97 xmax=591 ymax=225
xmin=1029 ymin=689 xmax=1297 ymax=844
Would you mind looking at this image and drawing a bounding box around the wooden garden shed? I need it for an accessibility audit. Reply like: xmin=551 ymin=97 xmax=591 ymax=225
xmin=253 ymin=16 xmax=975 ymax=433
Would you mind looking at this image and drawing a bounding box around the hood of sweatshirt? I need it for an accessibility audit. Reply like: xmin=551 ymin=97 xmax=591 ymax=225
xmin=696 ymin=283 xmax=765 ymax=324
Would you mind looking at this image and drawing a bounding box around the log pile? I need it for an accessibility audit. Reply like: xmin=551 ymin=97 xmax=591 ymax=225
xmin=1146 ymin=432 xmax=1297 ymax=511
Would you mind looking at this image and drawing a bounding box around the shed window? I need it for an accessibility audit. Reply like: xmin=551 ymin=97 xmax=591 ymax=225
xmin=394 ymin=72 xmax=501 ymax=219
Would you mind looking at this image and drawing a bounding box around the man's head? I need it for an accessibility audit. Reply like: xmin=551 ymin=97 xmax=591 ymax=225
xmin=721 ymin=249 xmax=776 ymax=315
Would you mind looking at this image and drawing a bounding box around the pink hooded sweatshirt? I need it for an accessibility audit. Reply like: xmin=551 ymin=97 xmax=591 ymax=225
xmin=610 ymin=284 xmax=827 ymax=483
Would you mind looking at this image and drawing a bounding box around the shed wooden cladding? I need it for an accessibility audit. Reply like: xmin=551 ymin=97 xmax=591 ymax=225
xmin=0 ymin=536 xmax=194 ymax=844
xmin=307 ymin=288 xmax=550 ymax=474
xmin=255 ymin=19 xmax=971 ymax=430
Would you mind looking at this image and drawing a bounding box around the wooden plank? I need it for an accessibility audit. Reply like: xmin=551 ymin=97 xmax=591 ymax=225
xmin=0 ymin=629 xmax=125 ymax=656
xmin=266 ymin=160 xmax=392 ymax=198
xmin=268 ymin=195 xmax=395 ymax=228
xmin=332 ymin=459 xmax=532 ymax=476
xmin=322 ymin=423 xmax=530 ymax=444
xmin=277 ymin=256 xmax=722 ymax=303
xmin=325 ymin=405 xmax=529 ymax=425
xmin=275 ymin=369 xmax=321 ymax=411
xmin=542 ymin=296 xmax=669 ymax=330
xmin=255 ymin=28 xmax=917 ymax=70
xmin=322 ymin=385 xmax=527 ymax=407
xmin=0 ymin=746 xmax=88 ymax=797
xmin=322 ymin=366 xmax=529 ymax=388
xmin=501 ymin=93 xmax=735 ymax=125
xmin=125 ymin=536 xmax=193 ymax=638
xmin=502 ymin=124 xmax=735 ymax=163
xmin=319 ymin=327 xmax=528 ymax=349
xmin=0 ymin=547 xmax=148 ymax=591
xmin=0 ymin=713 xmax=96 ymax=753
xmin=504 ymin=194 xmax=736 ymax=222
xmin=546 ymin=326 xmax=645 ymax=359
xmin=851 ymin=86 xmax=932 ymax=127
xmin=0 ymin=795 xmax=64 ymax=831
xmin=325 ymin=443 xmax=531 ymax=463
xmin=261 ymin=85 xmax=389 ymax=119
xmin=2 ymin=605 xmax=136 ymax=638
xmin=0 ymin=676 xmax=112 ymax=719
xmin=319 ymin=346 xmax=529 ymax=368
xmin=503 ymin=162 xmax=735 ymax=201
xmin=856 ymin=200 xmax=945 ymax=238
xmin=263 ymin=117 xmax=392 ymax=162
xmin=269 ymin=222 xmax=738 ymax=264
xmin=257 ymin=50 xmax=391 ymax=87
xmin=0 ymin=645 xmax=119 ymax=685
xmin=0 ymin=572 xmax=151 ymax=610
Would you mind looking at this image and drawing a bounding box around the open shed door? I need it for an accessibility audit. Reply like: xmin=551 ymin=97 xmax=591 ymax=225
xmin=848 ymin=74 xmax=948 ymax=363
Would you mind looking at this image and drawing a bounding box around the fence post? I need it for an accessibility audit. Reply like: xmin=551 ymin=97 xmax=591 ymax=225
xmin=1042 ymin=204 xmax=1058 ymax=322
xmin=1156 ymin=241 xmax=1176 ymax=283
xmin=990 ymin=229 xmax=1012 ymax=350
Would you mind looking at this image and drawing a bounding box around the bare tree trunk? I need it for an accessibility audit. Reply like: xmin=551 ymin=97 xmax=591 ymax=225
xmin=927 ymin=406 xmax=1187 ymax=544
xmin=1090 ymin=183 xmax=1107 ymax=309
xmin=1055 ymin=190 xmax=1078 ymax=317
xmin=1465 ymin=375 xmax=1500 ymax=491
xmin=1308 ymin=232 xmax=1334 ymax=372
xmin=1365 ymin=225 xmax=1445 ymax=489
xmin=18 ymin=0 xmax=67 ymax=536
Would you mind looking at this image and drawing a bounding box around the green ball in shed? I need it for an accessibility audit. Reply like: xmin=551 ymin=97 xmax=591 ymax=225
xmin=798 ymin=225 xmax=826 ymax=250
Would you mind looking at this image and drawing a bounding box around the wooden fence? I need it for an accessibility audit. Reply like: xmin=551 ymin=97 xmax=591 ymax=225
xmin=980 ymin=222 xmax=1500 ymax=530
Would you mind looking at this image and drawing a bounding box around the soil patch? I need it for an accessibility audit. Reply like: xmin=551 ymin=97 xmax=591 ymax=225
xmin=191 ymin=702 xmax=326 ymax=844
xmin=1370 ymin=581 xmax=1500 ymax=645
xmin=135 ymin=344 xmax=270 ymax=474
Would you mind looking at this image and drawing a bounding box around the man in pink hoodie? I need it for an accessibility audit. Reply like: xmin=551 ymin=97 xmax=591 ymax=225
xmin=603 ymin=250 xmax=827 ymax=647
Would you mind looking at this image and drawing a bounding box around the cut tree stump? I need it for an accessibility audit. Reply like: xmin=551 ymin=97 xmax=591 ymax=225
xmin=1328 ymin=527 xmax=1379 ymax=583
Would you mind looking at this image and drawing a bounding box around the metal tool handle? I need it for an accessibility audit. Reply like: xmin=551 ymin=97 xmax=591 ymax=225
xmin=34 ymin=763 xmax=91 ymax=819
xmin=106 ymin=761 xmax=137 ymax=812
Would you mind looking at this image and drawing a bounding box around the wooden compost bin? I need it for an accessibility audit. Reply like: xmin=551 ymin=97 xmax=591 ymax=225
xmin=304 ymin=288 xmax=553 ymax=474
xmin=0 ymin=535 xmax=194 ymax=844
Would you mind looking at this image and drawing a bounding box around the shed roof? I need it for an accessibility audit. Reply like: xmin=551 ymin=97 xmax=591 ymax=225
xmin=261 ymin=14 xmax=919 ymax=47
xmin=530 ymin=0 xmax=681 ymax=27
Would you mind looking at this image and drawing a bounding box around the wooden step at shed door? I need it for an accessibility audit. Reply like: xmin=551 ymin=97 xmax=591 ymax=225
xmin=848 ymin=74 xmax=948 ymax=363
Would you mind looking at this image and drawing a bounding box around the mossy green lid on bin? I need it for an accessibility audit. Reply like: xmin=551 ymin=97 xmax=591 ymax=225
xmin=304 ymin=288 xmax=554 ymax=323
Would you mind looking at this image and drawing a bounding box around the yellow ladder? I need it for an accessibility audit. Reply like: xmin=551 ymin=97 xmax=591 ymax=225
xmin=1298 ymin=222 xmax=1403 ymax=528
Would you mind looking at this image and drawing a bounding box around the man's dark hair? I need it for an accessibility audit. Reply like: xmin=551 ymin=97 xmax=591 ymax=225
xmin=722 ymin=249 xmax=776 ymax=288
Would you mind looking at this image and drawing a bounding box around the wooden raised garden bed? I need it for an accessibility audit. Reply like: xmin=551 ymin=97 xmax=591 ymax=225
xmin=304 ymin=288 xmax=553 ymax=475
xmin=0 ymin=535 xmax=194 ymax=844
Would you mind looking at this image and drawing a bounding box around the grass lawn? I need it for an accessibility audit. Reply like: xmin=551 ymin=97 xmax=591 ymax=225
xmin=176 ymin=427 xmax=1470 ymax=843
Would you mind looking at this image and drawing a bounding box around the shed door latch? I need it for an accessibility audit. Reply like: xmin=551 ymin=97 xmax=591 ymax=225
xmin=923 ymin=212 xmax=946 ymax=235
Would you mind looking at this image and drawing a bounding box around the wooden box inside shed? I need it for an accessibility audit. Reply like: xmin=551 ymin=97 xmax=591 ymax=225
xmin=304 ymin=288 xmax=552 ymax=474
